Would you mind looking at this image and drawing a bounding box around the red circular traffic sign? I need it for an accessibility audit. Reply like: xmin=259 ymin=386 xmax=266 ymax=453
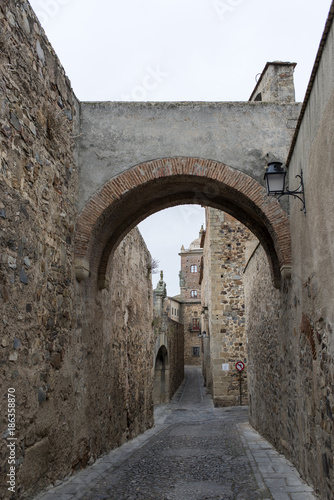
xmin=235 ymin=361 xmax=245 ymax=372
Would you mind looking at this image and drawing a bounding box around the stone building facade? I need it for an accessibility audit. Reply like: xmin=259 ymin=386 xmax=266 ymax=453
xmin=174 ymin=213 xmax=251 ymax=403
xmin=167 ymin=296 xmax=181 ymax=322
xmin=178 ymin=231 xmax=203 ymax=365
xmin=200 ymin=208 xmax=252 ymax=406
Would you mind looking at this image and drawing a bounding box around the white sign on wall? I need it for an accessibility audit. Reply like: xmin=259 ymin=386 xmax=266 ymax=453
xmin=222 ymin=363 xmax=230 ymax=371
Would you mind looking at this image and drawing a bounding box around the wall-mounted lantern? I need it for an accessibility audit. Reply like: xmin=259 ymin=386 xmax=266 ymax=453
xmin=264 ymin=162 xmax=306 ymax=214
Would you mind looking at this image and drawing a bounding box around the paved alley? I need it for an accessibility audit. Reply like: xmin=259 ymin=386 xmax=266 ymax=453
xmin=35 ymin=367 xmax=317 ymax=500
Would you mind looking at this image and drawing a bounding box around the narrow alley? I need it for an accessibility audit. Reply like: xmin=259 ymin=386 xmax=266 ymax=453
xmin=35 ymin=367 xmax=317 ymax=500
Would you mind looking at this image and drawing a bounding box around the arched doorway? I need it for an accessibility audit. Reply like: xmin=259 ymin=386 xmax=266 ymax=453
xmin=74 ymin=157 xmax=291 ymax=290
xmin=72 ymin=155 xmax=292 ymax=484
xmin=153 ymin=346 xmax=169 ymax=404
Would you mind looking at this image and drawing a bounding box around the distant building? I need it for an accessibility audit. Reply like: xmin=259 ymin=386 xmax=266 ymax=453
xmin=166 ymin=296 xmax=182 ymax=323
xmin=152 ymin=272 xmax=184 ymax=404
xmin=159 ymin=213 xmax=253 ymax=402
xmin=200 ymin=208 xmax=253 ymax=406
xmin=178 ymin=227 xmax=204 ymax=365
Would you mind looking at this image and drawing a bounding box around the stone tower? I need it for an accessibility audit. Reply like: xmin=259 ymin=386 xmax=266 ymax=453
xmin=178 ymin=227 xmax=204 ymax=365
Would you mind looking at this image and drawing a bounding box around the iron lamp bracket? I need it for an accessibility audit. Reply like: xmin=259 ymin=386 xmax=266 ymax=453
xmin=278 ymin=169 xmax=306 ymax=215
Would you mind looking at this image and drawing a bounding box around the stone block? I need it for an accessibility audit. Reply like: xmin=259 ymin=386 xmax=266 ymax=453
xmin=20 ymin=437 xmax=51 ymax=486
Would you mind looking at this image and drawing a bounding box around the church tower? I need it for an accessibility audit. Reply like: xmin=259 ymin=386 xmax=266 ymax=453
xmin=178 ymin=227 xmax=204 ymax=365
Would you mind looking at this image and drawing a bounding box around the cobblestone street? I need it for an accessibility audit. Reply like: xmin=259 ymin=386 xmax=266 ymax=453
xmin=35 ymin=367 xmax=317 ymax=500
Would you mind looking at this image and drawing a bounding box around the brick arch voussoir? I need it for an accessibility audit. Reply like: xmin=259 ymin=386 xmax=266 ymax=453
xmin=74 ymin=157 xmax=291 ymax=287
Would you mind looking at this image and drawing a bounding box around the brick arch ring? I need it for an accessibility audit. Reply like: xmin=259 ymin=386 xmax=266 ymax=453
xmin=74 ymin=157 xmax=292 ymax=289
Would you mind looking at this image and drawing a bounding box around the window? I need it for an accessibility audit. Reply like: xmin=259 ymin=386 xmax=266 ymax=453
xmin=190 ymin=264 xmax=197 ymax=273
xmin=192 ymin=318 xmax=200 ymax=331
xmin=191 ymin=290 xmax=197 ymax=298
xmin=192 ymin=347 xmax=200 ymax=357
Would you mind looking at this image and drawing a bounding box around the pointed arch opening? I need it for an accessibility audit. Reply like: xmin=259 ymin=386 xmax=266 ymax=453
xmin=153 ymin=345 xmax=169 ymax=404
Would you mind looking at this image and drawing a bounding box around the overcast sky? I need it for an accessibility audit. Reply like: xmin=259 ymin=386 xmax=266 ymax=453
xmin=29 ymin=0 xmax=332 ymax=295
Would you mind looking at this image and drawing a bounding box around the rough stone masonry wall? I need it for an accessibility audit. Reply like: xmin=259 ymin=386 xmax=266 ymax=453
xmin=203 ymin=208 xmax=252 ymax=407
xmin=166 ymin=318 xmax=184 ymax=399
xmin=0 ymin=2 xmax=155 ymax=498
xmin=155 ymin=315 xmax=184 ymax=400
xmin=245 ymin=8 xmax=334 ymax=499
xmin=153 ymin=311 xmax=184 ymax=402
xmin=282 ymin=10 xmax=334 ymax=496
xmin=244 ymin=244 xmax=282 ymax=444
xmin=245 ymin=241 xmax=334 ymax=500
xmin=0 ymin=0 xmax=79 ymax=497
xmin=182 ymin=303 xmax=202 ymax=366
xmin=78 ymin=228 xmax=155 ymax=457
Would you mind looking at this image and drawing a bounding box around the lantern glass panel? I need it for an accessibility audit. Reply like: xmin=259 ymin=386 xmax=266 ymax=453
xmin=266 ymin=172 xmax=286 ymax=195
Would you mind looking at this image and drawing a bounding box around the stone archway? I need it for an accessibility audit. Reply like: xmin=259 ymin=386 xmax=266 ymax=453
xmin=153 ymin=346 xmax=169 ymax=404
xmin=74 ymin=157 xmax=291 ymax=289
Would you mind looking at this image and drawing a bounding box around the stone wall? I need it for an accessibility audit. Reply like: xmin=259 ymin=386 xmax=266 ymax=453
xmin=245 ymin=7 xmax=334 ymax=498
xmin=283 ymin=9 xmax=334 ymax=496
xmin=0 ymin=0 xmax=79 ymax=497
xmin=182 ymin=303 xmax=202 ymax=365
xmin=201 ymin=208 xmax=252 ymax=407
xmin=166 ymin=318 xmax=184 ymax=398
xmin=81 ymin=228 xmax=155 ymax=451
xmin=244 ymin=244 xmax=281 ymax=438
xmin=1 ymin=219 xmax=155 ymax=499
xmin=0 ymin=3 xmax=155 ymax=498
xmin=153 ymin=313 xmax=184 ymax=402
xmin=179 ymin=234 xmax=203 ymax=366
xmin=78 ymin=100 xmax=300 ymax=212
xmin=244 ymin=240 xmax=334 ymax=499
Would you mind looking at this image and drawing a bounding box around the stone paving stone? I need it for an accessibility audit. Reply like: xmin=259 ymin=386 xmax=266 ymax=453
xmin=77 ymin=468 xmax=107 ymax=482
xmin=285 ymin=485 xmax=315 ymax=492
xmin=265 ymin=478 xmax=288 ymax=488
xmin=34 ymin=367 xmax=318 ymax=500
xmin=290 ymin=493 xmax=318 ymax=500
xmin=34 ymin=494 xmax=73 ymax=500
xmin=49 ymin=483 xmax=86 ymax=495
xmin=252 ymin=452 xmax=271 ymax=459
xmin=270 ymin=492 xmax=291 ymax=500
xmin=285 ymin=476 xmax=308 ymax=486
xmin=259 ymin=468 xmax=277 ymax=476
